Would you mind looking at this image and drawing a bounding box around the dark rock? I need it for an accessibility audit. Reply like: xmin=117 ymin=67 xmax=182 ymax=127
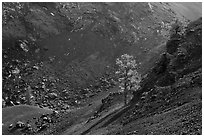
xmin=16 ymin=121 xmax=25 ymax=128
xmin=48 ymin=92 xmax=58 ymax=99
xmin=9 ymin=124 xmax=13 ymax=129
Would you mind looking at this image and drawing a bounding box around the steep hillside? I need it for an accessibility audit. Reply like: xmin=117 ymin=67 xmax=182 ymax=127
xmin=2 ymin=2 xmax=202 ymax=135
xmin=58 ymin=17 xmax=202 ymax=136
xmin=2 ymin=2 xmax=176 ymax=109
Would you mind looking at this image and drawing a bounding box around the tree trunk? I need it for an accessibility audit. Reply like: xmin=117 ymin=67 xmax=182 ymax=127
xmin=124 ymin=91 xmax=127 ymax=105
xmin=124 ymin=69 xmax=128 ymax=105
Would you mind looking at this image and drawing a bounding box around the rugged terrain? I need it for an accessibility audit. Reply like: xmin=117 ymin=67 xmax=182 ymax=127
xmin=2 ymin=2 xmax=202 ymax=135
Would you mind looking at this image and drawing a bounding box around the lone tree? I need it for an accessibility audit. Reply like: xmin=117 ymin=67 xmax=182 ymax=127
xmin=116 ymin=54 xmax=141 ymax=105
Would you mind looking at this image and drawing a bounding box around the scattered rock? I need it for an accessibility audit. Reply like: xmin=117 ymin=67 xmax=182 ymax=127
xmin=47 ymin=92 xmax=58 ymax=99
xmin=16 ymin=121 xmax=25 ymax=128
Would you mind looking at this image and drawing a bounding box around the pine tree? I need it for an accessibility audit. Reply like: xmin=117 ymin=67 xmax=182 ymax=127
xmin=116 ymin=54 xmax=141 ymax=105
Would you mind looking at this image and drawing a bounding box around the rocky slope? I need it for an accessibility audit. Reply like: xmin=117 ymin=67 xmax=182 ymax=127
xmin=2 ymin=2 xmax=202 ymax=135
xmin=3 ymin=2 xmax=176 ymax=110
xmin=58 ymin=17 xmax=202 ymax=135
xmin=93 ymin=17 xmax=202 ymax=135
